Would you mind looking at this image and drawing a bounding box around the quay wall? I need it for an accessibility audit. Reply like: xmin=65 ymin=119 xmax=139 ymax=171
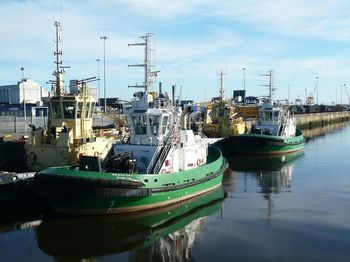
xmin=294 ymin=111 xmax=350 ymax=129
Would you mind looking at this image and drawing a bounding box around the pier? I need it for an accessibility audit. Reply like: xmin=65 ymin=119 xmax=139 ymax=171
xmin=294 ymin=111 xmax=350 ymax=129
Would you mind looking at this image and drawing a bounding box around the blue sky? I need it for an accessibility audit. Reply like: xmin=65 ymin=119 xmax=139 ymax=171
xmin=1 ymin=0 xmax=350 ymax=104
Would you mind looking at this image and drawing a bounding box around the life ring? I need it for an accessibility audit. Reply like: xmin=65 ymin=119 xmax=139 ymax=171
xmin=94 ymin=151 xmax=99 ymax=157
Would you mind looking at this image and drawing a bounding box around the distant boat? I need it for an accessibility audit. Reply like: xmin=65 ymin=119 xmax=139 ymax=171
xmin=35 ymin=33 xmax=226 ymax=215
xmin=218 ymin=71 xmax=304 ymax=155
xmin=201 ymin=71 xmax=246 ymax=137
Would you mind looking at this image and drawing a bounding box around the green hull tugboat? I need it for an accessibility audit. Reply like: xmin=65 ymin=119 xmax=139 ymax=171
xmin=219 ymin=71 xmax=304 ymax=155
xmin=35 ymin=34 xmax=226 ymax=215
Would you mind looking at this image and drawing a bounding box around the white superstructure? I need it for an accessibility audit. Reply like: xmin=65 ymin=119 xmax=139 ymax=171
xmin=114 ymin=34 xmax=208 ymax=174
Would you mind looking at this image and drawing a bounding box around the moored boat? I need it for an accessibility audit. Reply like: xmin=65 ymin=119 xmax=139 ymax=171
xmin=35 ymin=33 xmax=226 ymax=215
xmin=217 ymin=71 xmax=304 ymax=155
xmin=25 ymin=21 xmax=114 ymax=172
xmin=201 ymin=71 xmax=245 ymax=137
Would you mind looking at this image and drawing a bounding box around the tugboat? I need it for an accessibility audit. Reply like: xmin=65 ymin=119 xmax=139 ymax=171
xmin=35 ymin=33 xmax=226 ymax=215
xmin=202 ymin=71 xmax=245 ymax=137
xmin=25 ymin=21 xmax=114 ymax=171
xmin=219 ymin=71 xmax=304 ymax=155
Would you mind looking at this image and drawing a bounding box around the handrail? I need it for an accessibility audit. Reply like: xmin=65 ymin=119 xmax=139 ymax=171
xmin=146 ymin=126 xmax=176 ymax=174
xmin=198 ymin=132 xmax=208 ymax=138
xmin=146 ymin=141 xmax=163 ymax=174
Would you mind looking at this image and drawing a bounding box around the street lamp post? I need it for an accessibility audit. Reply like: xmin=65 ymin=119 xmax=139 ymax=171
xmin=100 ymin=36 xmax=108 ymax=113
xmin=20 ymin=67 xmax=26 ymax=132
xmin=340 ymin=85 xmax=343 ymax=104
xmin=336 ymin=88 xmax=338 ymax=104
xmin=242 ymin=67 xmax=246 ymax=91
xmin=316 ymin=76 xmax=319 ymax=105
xmin=96 ymin=58 xmax=100 ymax=106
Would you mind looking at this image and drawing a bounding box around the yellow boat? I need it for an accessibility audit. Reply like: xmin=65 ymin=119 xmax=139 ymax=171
xmin=25 ymin=21 xmax=114 ymax=171
xmin=201 ymin=71 xmax=246 ymax=137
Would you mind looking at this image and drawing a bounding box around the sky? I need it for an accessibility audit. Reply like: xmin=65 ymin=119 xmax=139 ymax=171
xmin=1 ymin=0 xmax=350 ymax=104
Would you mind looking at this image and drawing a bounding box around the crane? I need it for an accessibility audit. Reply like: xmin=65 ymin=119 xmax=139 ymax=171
xmin=305 ymin=85 xmax=317 ymax=105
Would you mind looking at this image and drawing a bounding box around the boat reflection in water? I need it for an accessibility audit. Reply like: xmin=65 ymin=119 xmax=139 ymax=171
xmin=36 ymin=186 xmax=225 ymax=260
xmin=227 ymin=151 xmax=304 ymax=219
xmin=302 ymin=121 xmax=349 ymax=142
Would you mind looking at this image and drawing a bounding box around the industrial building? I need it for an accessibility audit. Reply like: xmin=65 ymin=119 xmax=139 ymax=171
xmin=69 ymin=80 xmax=98 ymax=102
xmin=0 ymin=78 xmax=48 ymax=104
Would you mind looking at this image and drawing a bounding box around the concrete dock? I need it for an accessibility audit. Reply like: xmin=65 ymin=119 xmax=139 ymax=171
xmin=294 ymin=111 xmax=350 ymax=129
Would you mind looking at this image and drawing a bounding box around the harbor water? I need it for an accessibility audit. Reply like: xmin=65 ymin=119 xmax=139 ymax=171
xmin=1 ymin=123 xmax=350 ymax=261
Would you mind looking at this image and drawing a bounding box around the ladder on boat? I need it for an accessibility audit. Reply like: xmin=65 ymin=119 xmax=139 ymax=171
xmin=146 ymin=127 xmax=176 ymax=174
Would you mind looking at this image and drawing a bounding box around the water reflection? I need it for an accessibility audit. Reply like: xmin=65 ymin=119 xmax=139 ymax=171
xmin=226 ymin=151 xmax=304 ymax=220
xmin=35 ymin=187 xmax=225 ymax=261
xmin=302 ymin=121 xmax=349 ymax=141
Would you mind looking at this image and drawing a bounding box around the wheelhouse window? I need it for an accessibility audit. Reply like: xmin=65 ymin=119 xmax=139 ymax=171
xmin=51 ymin=101 xmax=62 ymax=118
xmin=77 ymin=102 xmax=83 ymax=118
xmin=161 ymin=116 xmax=169 ymax=134
xmin=273 ymin=110 xmax=280 ymax=121
xmin=132 ymin=115 xmax=147 ymax=135
xmin=149 ymin=115 xmax=160 ymax=135
xmin=264 ymin=111 xmax=272 ymax=121
xmin=63 ymin=101 xmax=76 ymax=119
xmin=90 ymin=102 xmax=95 ymax=119
xmin=85 ymin=102 xmax=90 ymax=118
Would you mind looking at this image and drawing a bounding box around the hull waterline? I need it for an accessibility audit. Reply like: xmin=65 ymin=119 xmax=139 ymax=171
xmin=35 ymin=146 xmax=226 ymax=215
xmin=217 ymin=130 xmax=304 ymax=156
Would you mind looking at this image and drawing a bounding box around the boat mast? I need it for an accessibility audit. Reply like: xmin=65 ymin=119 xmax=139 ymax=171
xmin=53 ymin=21 xmax=65 ymax=96
xmin=260 ymin=70 xmax=275 ymax=103
xmin=128 ymin=33 xmax=159 ymax=92
xmin=218 ymin=70 xmax=226 ymax=104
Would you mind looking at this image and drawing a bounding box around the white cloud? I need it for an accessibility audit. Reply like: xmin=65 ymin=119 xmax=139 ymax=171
xmin=1 ymin=0 xmax=350 ymax=104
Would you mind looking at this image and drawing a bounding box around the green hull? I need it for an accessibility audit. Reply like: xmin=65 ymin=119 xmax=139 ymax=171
xmin=36 ymin=187 xmax=225 ymax=258
xmin=218 ymin=129 xmax=304 ymax=156
xmin=35 ymin=146 xmax=226 ymax=215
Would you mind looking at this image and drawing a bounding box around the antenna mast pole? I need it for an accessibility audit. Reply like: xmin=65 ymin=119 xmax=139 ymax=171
xmin=128 ymin=33 xmax=159 ymax=92
xmin=260 ymin=70 xmax=275 ymax=103
xmin=54 ymin=21 xmax=64 ymax=96
xmin=217 ymin=70 xmax=226 ymax=103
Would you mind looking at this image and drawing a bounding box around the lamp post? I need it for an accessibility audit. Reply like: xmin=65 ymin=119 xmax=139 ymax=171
xmin=100 ymin=36 xmax=108 ymax=113
xmin=20 ymin=67 xmax=26 ymax=132
xmin=316 ymin=76 xmax=319 ymax=105
xmin=242 ymin=67 xmax=246 ymax=91
xmin=336 ymin=88 xmax=338 ymax=104
xmin=288 ymin=84 xmax=290 ymax=104
xmin=340 ymin=85 xmax=343 ymax=104
xmin=96 ymin=58 xmax=100 ymax=106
